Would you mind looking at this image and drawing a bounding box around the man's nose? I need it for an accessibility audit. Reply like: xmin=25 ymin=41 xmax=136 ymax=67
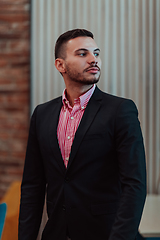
xmin=87 ymin=53 xmax=98 ymax=64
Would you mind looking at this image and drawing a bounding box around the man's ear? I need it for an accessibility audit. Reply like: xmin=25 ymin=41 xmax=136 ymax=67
xmin=55 ymin=58 xmax=66 ymax=74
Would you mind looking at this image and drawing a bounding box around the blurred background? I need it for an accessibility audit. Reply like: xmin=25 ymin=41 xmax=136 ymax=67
xmin=0 ymin=0 xmax=160 ymax=239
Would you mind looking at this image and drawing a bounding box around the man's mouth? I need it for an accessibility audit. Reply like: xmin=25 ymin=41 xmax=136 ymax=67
xmin=85 ymin=66 xmax=100 ymax=73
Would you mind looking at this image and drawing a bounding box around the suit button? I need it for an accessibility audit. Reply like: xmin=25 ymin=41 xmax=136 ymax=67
xmin=62 ymin=205 xmax=66 ymax=211
xmin=65 ymin=177 xmax=69 ymax=182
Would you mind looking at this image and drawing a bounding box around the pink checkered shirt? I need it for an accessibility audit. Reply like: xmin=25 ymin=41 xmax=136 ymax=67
xmin=57 ymin=84 xmax=96 ymax=168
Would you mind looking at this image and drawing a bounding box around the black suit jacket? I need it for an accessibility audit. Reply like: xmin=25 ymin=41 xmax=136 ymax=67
xmin=18 ymin=87 xmax=146 ymax=240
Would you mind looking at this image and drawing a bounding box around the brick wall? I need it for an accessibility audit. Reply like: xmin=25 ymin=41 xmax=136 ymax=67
xmin=0 ymin=0 xmax=30 ymax=199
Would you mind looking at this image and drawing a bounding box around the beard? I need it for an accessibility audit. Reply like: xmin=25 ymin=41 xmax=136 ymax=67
xmin=65 ymin=64 xmax=101 ymax=85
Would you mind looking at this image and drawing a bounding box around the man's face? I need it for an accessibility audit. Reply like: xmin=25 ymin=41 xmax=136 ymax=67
xmin=63 ymin=37 xmax=101 ymax=85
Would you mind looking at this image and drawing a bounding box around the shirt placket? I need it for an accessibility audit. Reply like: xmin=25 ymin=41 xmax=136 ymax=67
xmin=64 ymin=101 xmax=81 ymax=167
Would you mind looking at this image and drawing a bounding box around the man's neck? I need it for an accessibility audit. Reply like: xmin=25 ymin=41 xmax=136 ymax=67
xmin=65 ymin=84 xmax=94 ymax=107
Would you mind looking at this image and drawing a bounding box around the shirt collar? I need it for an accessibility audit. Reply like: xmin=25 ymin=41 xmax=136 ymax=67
xmin=62 ymin=84 xmax=96 ymax=110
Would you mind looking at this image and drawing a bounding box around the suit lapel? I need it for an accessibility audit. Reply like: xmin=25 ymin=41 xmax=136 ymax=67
xmin=49 ymin=97 xmax=66 ymax=173
xmin=67 ymin=87 xmax=102 ymax=169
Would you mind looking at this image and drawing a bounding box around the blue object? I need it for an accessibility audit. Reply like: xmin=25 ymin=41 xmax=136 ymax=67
xmin=137 ymin=232 xmax=160 ymax=240
xmin=0 ymin=203 xmax=7 ymax=239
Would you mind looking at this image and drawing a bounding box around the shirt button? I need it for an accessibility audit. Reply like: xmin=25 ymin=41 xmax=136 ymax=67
xmin=66 ymin=157 xmax=69 ymax=161
xmin=62 ymin=205 xmax=66 ymax=211
xmin=81 ymin=106 xmax=84 ymax=109
xmin=71 ymin=116 xmax=74 ymax=120
xmin=67 ymin=136 xmax=71 ymax=140
xmin=65 ymin=177 xmax=69 ymax=182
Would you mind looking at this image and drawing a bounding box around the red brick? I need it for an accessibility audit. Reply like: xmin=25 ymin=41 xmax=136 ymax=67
xmin=0 ymin=70 xmax=30 ymax=90
xmin=9 ymin=40 xmax=30 ymax=53
xmin=0 ymin=13 xmax=30 ymax=23
xmin=0 ymin=40 xmax=29 ymax=53
xmin=11 ymin=151 xmax=26 ymax=161
xmin=0 ymin=40 xmax=8 ymax=50
xmin=0 ymin=131 xmax=10 ymax=140
xmin=0 ymin=52 xmax=29 ymax=58
xmin=1 ymin=92 xmax=29 ymax=105
xmin=0 ymin=29 xmax=30 ymax=39
xmin=0 ymin=140 xmax=10 ymax=151
xmin=0 ymin=119 xmax=28 ymax=130
xmin=0 ymin=16 xmax=30 ymax=39
xmin=11 ymin=131 xmax=28 ymax=140
xmin=0 ymin=84 xmax=29 ymax=92
xmin=0 ymin=69 xmax=30 ymax=83
xmin=0 ymin=58 xmax=8 ymax=67
xmin=0 ymin=154 xmax=25 ymax=164
xmin=0 ymin=109 xmax=29 ymax=122
xmin=0 ymin=174 xmax=21 ymax=184
xmin=0 ymin=151 xmax=8 ymax=158
xmin=0 ymin=0 xmax=29 ymax=4
xmin=0 ymin=3 xmax=30 ymax=13
xmin=6 ymin=167 xmax=23 ymax=176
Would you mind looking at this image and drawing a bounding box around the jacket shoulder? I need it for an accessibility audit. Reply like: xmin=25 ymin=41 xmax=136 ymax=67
xmin=32 ymin=96 xmax=62 ymax=115
xmin=95 ymin=87 xmax=136 ymax=108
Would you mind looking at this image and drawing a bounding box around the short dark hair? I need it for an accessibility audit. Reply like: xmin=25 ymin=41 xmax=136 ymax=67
xmin=54 ymin=29 xmax=94 ymax=60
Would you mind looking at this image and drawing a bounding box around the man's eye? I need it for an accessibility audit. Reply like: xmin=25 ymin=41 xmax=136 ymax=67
xmin=78 ymin=53 xmax=86 ymax=56
xmin=94 ymin=52 xmax=99 ymax=57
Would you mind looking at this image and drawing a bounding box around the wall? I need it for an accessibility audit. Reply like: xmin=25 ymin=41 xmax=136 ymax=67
xmin=0 ymin=0 xmax=30 ymax=199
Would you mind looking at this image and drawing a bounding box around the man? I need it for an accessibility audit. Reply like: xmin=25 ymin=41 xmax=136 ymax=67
xmin=18 ymin=29 xmax=146 ymax=240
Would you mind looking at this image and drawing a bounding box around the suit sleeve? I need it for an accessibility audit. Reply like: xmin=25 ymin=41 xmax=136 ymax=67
xmin=109 ymin=99 xmax=147 ymax=240
xmin=18 ymin=106 xmax=46 ymax=240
